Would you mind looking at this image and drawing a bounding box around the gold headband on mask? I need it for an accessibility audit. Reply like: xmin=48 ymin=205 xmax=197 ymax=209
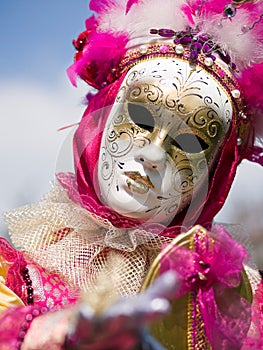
xmin=119 ymin=43 xmax=249 ymax=149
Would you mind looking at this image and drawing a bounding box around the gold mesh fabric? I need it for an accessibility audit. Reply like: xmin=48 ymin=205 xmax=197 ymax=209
xmin=4 ymin=183 xmax=172 ymax=296
xmin=217 ymin=223 xmax=261 ymax=293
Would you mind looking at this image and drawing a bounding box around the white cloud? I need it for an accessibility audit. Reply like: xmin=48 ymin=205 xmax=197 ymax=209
xmin=0 ymin=77 xmax=88 ymax=236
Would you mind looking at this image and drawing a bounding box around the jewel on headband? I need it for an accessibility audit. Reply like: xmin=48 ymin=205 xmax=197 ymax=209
xmin=224 ymin=4 xmax=237 ymax=18
xmin=149 ymin=28 xmax=236 ymax=70
xmin=215 ymin=2 xmax=263 ymax=36
xmin=241 ymin=13 xmax=263 ymax=34
xmin=67 ymin=0 xmax=263 ymax=166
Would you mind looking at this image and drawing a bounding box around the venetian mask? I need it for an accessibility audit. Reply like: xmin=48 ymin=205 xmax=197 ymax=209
xmin=97 ymin=58 xmax=233 ymax=224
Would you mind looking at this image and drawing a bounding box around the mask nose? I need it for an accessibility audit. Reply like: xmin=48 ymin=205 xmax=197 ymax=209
xmin=135 ymin=144 xmax=166 ymax=171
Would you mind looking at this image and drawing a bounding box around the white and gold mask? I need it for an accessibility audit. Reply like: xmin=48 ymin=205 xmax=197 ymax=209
xmin=97 ymin=58 xmax=233 ymax=224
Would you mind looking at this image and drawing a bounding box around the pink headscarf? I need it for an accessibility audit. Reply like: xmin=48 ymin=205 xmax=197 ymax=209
xmin=57 ymin=72 xmax=240 ymax=237
xmin=58 ymin=0 xmax=263 ymax=236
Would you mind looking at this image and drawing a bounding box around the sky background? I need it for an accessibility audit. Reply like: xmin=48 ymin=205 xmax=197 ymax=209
xmin=0 ymin=1 xmax=90 ymax=236
xmin=0 ymin=1 xmax=263 ymax=260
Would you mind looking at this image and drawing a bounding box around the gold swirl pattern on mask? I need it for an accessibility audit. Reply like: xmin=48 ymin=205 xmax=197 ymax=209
xmin=119 ymin=43 xmax=249 ymax=148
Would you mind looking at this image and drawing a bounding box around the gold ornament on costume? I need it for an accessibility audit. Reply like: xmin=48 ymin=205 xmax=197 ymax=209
xmin=141 ymin=225 xmax=253 ymax=350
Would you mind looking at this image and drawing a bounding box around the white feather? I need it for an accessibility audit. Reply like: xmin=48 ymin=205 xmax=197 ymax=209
xmin=195 ymin=9 xmax=263 ymax=68
xmin=98 ymin=0 xmax=188 ymax=48
xmin=96 ymin=0 xmax=263 ymax=67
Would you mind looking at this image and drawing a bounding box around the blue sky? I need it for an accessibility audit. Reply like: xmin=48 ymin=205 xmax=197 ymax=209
xmin=0 ymin=1 xmax=92 ymax=235
xmin=0 ymin=1 xmax=90 ymax=85
xmin=0 ymin=1 xmax=263 ymax=256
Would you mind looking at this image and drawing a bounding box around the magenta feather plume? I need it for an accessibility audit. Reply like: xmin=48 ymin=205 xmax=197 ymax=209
xmin=67 ymin=0 xmax=263 ymax=163
xmin=238 ymin=63 xmax=263 ymax=147
xmin=239 ymin=64 xmax=263 ymax=112
xmin=126 ymin=0 xmax=141 ymax=14
xmin=67 ymin=30 xmax=128 ymax=88
xmin=89 ymin=0 xmax=117 ymax=13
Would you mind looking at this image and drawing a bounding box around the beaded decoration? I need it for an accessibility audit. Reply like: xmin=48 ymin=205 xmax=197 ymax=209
xmin=16 ymin=306 xmax=48 ymax=350
xmin=21 ymin=267 xmax=34 ymax=305
xmin=149 ymin=28 xmax=237 ymax=70
xmin=67 ymin=0 xmax=263 ymax=163
xmin=119 ymin=42 xmax=250 ymax=149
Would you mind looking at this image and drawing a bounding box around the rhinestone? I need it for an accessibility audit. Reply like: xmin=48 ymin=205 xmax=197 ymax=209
xmin=191 ymin=41 xmax=202 ymax=51
xmin=101 ymin=82 xmax=107 ymax=88
xmin=204 ymin=57 xmax=214 ymax=67
xmin=25 ymin=279 xmax=32 ymax=286
xmin=224 ymin=53 xmax=231 ymax=64
xmin=231 ymin=62 xmax=237 ymax=70
xmin=180 ymin=36 xmax=192 ymax=44
xmin=160 ymin=45 xmax=169 ymax=53
xmin=25 ymin=314 xmax=33 ymax=322
xmin=240 ymin=112 xmax=247 ymax=120
xmin=190 ymin=49 xmax=198 ymax=62
xmin=241 ymin=25 xmax=250 ymax=33
xmin=237 ymin=137 xmax=242 ymax=146
xmin=32 ymin=309 xmax=40 ymax=317
xmin=41 ymin=307 xmax=48 ymax=314
xmin=210 ymin=54 xmax=216 ymax=61
xmin=203 ymin=43 xmax=211 ymax=53
xmin=139 ymin=45 xmax=148 ymax=54
xmin=27 ymin=295 xmax=34 ymax=304
xmin=18 ymin=331 xmax=27 ymax=341
xmin=27 ymin=287 xmax=34 ymax=294
xmin=158 ymin=29 xmax=175 ymax=38
xmin=231 ymin=89 xmax=241 ymax=98
xmin=21 ymin=322 xmax=30 ymax=331
xmin=224 ymin=4 xmax=237 ymax=18
xmin=175 ymin=44 xmax=184 ymax=54
xmin=198 ymin=34 xmax=209 ymax=42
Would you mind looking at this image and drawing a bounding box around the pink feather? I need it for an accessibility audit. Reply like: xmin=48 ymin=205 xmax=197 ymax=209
xmin=239 ymin=64 xmax=263 ymax=109
xmin=85 ymin=15 xmax=97 ymax=31
xmin=186 ymin=0 xmax=227 ymax=16
xmin=89 ymin=0 xmax=117 ymax=13
xmin=238 ymin=62 xmax=263 ymax=129
xmin=181 ymin=4 xmax=195 ymax=25
xmin=126 ymin=0 xmax=141 ymax=14
xmin=67 ymin=31 xmax=128 ymax=88
xmin=67 ymin=0 xmax=263 ymax=164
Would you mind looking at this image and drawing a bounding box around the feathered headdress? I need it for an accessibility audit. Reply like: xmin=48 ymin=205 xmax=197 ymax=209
xmin=67 ymin=0 xmax=263 ymax=165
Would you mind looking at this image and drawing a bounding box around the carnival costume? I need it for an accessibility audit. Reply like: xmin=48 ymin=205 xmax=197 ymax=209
xmin=0 ymin=0 xmax=263 ymax=349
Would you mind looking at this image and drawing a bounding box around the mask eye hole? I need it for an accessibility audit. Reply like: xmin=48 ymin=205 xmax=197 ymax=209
xmin=128 ymin=103 xmax=155 ymax=132
xmin=172 ymin=133 xmax=209 ymax=153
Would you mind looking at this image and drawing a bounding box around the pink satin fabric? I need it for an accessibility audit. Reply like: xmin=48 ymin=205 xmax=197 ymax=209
xmin=243 ymin=280 xmax=263 ymax=349
xmin=160 ymin=225 xmax=251 ymax=349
